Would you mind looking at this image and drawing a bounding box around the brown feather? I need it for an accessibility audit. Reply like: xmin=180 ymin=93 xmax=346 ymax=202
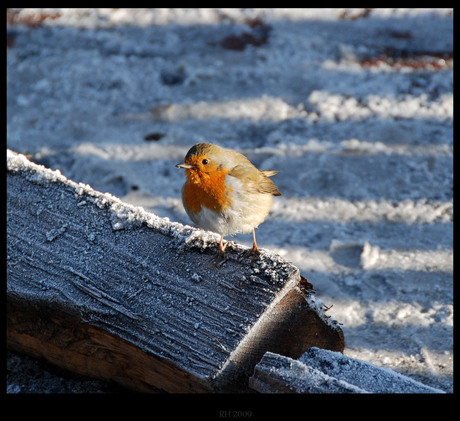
xmin=229 ymin=165 xmax=281 ymax=196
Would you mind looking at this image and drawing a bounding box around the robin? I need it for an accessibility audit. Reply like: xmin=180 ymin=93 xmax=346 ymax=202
xmin=176 ymin=142 xmax=281 ymax=258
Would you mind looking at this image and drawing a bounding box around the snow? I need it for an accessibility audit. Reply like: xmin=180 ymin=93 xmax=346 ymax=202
xmin=7 ymin=8 xmax=452 ymax=393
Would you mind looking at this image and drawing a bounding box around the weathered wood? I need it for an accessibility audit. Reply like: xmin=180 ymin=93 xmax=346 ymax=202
xmin=249 ymin=349 xmax=445 ymax=394
xmin=249 ymin=351 xmax=365 ymax=393
xmin=7 ymin=150 xmax=344 ymax=392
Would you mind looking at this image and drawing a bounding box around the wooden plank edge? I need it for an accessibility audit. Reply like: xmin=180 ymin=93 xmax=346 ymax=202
xmin=212 ymin=275 xmax=345 ymax=392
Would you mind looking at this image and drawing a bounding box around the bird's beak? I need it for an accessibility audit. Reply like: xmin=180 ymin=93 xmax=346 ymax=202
xmin=176 ymin=162 xmax=195 ymax=169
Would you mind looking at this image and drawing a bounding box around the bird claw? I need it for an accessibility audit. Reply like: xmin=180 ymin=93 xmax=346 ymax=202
xmin=212 ymin=239 xmax=231 ymax=267
xmin=212 ymin=250 xmax=227 ymax=267
xmin=242 ymin=245 xmax=261 ymax=261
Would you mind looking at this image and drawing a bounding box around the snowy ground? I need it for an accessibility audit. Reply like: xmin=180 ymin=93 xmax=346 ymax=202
xmin=7 ymin=8 xmax=453 ymax=393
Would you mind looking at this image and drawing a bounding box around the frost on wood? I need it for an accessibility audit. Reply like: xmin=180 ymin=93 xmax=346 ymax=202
xmin=6 ymin=150 xmax=344 ymax=392
xmin=250 ymin=349 xmax=445 ymax=394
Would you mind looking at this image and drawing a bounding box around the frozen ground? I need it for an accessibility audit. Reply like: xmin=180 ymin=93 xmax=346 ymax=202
xmin=6 ymin=8 xmax=453 ymax=393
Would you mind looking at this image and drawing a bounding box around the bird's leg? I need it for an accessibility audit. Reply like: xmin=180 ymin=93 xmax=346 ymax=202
xmin=219 ymin=235 xmax=228 ymax=254
xmin=242 ymin=229 xmax=261 ymax=261
xmin=250 ymin=228 xmax=261 ymax=256
xmin=213 ymin=235 xmax=228 ymax=266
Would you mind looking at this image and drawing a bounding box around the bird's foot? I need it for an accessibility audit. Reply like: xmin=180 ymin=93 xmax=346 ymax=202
xmin=242 ymin=244 xmax=261 ymax=261
xmin=212 ymin=238 xmax=232 ymax=267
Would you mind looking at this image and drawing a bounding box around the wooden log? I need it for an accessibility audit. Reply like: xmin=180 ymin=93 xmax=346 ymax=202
xmin=7 ymin=150 xmax=344 ymax=392
xmin=249 ymin=351 xmax=365 ymax=393
xmin=249 ymin=349 xmax=445 ymax=394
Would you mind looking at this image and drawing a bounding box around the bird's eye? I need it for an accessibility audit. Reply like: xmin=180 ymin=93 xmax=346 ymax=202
xmin=202 ymin=159 xmax=209 ymax=165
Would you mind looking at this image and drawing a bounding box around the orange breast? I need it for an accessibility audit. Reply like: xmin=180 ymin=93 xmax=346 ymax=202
xmin=183 ymin=167 xmax=233 ymax=214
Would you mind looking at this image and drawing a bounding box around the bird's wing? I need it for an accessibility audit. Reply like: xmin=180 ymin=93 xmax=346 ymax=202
xmin=261 ymin=170 xmax=278 ymax=177
xmin=228 ymin=165 xmax=282 ymax=196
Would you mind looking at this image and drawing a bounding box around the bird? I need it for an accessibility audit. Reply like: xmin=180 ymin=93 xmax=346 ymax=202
xmin=176 ymin=142 xmax=281 ymax=259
